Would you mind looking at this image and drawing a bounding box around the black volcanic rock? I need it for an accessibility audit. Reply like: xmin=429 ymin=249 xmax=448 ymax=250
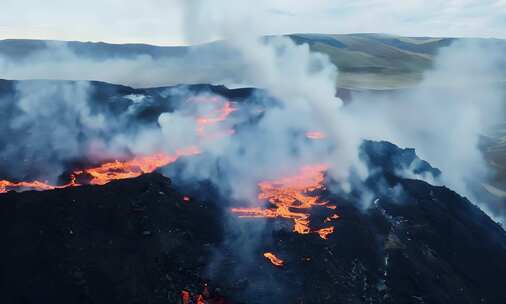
xmin=361 ymin=140 xmax=441 ymax=178
xmin=0 ymin=79 xmax=504 ymax=303
xmin=0 ymin=141 xmax=505 ymax=304
xmin=0 ymin=174 xmax=225 ymax=304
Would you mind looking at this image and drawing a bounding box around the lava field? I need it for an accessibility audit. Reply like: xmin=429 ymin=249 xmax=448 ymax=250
xmin=0 ymin=80 xmax=505 ymax=304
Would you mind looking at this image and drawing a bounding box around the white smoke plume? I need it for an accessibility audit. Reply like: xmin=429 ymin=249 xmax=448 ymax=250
xmin=343 ymin=40 xmax=505 ymax=222
xmin=0 ymin=3 xmax=504 ymax=303
xmin=0 ymin=40 xmax=243 ymax=88
xmin=177 ymin=0 xmax=506 ymax=221
xmin=0 ymin=81 xmax=106 ymax=180
xmin=0 ymin=1 xmax=503 ymax=223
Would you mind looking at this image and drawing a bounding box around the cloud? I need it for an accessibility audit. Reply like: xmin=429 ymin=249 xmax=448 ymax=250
xmin=0 ymin=0 xmax=186 ymax=45
xmin=1 ymin=0 xmax=506 ymax=44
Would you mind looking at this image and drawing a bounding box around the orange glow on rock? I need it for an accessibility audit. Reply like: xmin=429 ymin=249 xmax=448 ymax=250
xmin=0 ymin=177 xmax=79 ymax=194
xmin=263 ymin=252 xmax=284 ymax=267
xmin=75 ymin=147 xmax=200 ymax=186
xmin=316 ymin=226 xmax=335 ymax=240
xmin=305 ymin=131 xmax=326 ymax=140
xmin=0 ymin=96 xmax=238 ymax=195
xmin=196 ymin=101 xmax=236 ymax=139
xmin=0 ymin=147 xmax=201 ymax=193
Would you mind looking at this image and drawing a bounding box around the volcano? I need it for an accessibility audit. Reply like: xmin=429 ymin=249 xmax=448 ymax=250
xmin=0 ymin=139 xmax=505 ymax=304
xmin=0 ymin=80 xmax=505 ymax=304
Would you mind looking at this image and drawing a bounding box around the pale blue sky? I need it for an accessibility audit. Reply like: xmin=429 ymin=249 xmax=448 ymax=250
xmin=1 ymin=0 xmax=505 ymax=45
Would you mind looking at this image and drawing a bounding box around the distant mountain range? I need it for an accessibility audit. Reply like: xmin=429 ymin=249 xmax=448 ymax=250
xmin=1 ymin=33 xmax=506 ymax=89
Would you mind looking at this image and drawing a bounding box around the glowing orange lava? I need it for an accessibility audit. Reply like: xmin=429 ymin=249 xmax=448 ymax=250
xmin=263 ymin=252 xmax=284 ymax=267
xmin=316 ymin=226 xmax=335 ymax=240
xmin=0 ymin=147 xmax=200 ymax=193
xmin=305 ymin=131 xmax=326 ymax=140
xmin=1 ymin=97 xmax=237 ymax=194
xmin=0 ymin=177 xmax=79 ymax=194
xmin=196 ymin=101 xmax=236 ymax=139
xmin=75 ymin=147 xmax=200 ymax=185
xmin=231 ymin=164 xmax=338 ymax=239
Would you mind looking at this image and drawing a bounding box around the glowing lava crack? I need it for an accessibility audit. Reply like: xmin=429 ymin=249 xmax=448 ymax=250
xmin=231 ymin=164 xmax=340 ymax=240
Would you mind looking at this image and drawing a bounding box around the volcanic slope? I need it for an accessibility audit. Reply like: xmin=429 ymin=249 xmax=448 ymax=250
xmin=1 ymin=141 xmax=505 ymax=304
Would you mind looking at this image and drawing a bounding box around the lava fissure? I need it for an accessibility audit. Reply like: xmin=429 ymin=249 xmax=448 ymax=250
xmin=231 ymin=164 xmax=340 ymax=239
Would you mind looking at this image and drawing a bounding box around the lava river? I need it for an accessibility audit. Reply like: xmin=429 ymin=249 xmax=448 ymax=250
xmin=0 ymin=147 xmax=202 ymax=194
xmin=0 ymin=100 xmax=235 ymax=194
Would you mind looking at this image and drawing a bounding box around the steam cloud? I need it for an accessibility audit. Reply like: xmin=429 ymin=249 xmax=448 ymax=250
xmin=345 ymin=40 xmax=505 ymax=221
xmin=178 ymin=0 xmax=505 ymax=221
xmin=0 ymin=1 xmax=504 ymax=301
xmin=0 ymin=0 xmax=503 ymax=246
xmin=176 ymin=0 xmax=506 ymax=298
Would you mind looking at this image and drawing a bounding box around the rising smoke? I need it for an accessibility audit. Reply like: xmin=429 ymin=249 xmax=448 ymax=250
xmin=0 ymin=2 xmax=503 ymax=221
xmin=343 ymin=40 xmax=506 ymax=221
xmin=0 ymin=2 xmax=504 ymax=300
xmin=0 ymin=39 xmax=243 ymax=88
xmin=178 ymin=0 xmax=505 ymax=217
xmin=175 ymin=0 xmax=506 ymax=299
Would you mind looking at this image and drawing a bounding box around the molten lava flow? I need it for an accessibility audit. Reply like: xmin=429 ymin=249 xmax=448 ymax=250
xmin=0 ymin=147 xmax=201 ymax=193
xmin=231 ymin=164 xmax=339 ymax=238
xmin=316 ymin=226 xmax=335 ymax=240
xmin=0 ymin=175 xmax=79 ymax=194
xmin=0 ymin=98 xmax=236 ymax=195
xmin=0 ymin=101 xmax=231 ymax=194
xmin=196 ymin=101 xmax=236 ymax=139
xmin=74 ymin=147 xmax=201 ymax=185
xmin=305 ymin=131 xmax=326 ymax=140
xmin=0 ymin=180 xmax=56 ymax=193
xmin=264 ymin=252 xmax=284 ymax=267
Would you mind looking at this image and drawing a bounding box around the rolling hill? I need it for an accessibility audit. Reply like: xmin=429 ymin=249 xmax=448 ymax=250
xmin=1 ymin=33 xmax=506 ymax=90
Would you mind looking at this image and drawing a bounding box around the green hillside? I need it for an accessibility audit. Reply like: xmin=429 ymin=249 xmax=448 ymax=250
xmin=2 ymin=34 xmax=506 ymax=90
xmin=289 ymin=33 xmax=506 ymax=89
